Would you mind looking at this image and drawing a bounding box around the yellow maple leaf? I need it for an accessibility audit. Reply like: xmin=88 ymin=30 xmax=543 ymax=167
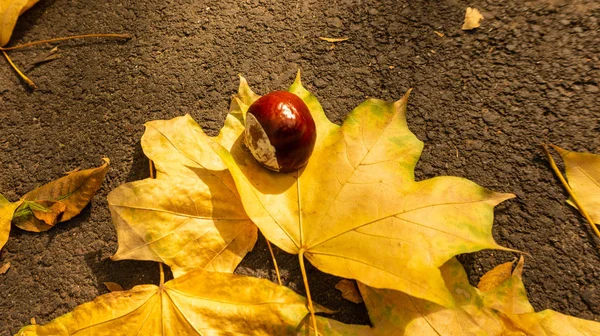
xmin=108 ymin=87 xmax=258 ymax=276
xmin=0 ymin=0 xmax=39 ymax=46
xmin=205 ymin=72 xmax=514 ymax=307
xmin=16 ymin=270 xmax=313 ymax=336
xmin=300 ymin=257 xmax=600 ymax=335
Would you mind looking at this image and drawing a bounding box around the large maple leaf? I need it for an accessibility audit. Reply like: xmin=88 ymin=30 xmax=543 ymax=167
xmin=16 ymin=270 xmax=314 ymax=336
xmin=108 ymin=102 xmax=257 ymax=276
xmin=299 ymin=257 xmax=600 ymax=335
xmin=205 ymin=73 xmax=514 ymax=306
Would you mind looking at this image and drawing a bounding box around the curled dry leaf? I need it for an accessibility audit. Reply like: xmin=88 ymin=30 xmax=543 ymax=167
xmin=12 ymin=158 xmax=109 ymax=232
xmin=551 ymin=145 xmax=600 ymax=222
xmin=0 ymin=194 xmax=21 ymax=251
xmin=335 ymin=279 xmax=363 ymax=304
xmin=462 ymin=7 xmax=484 ymax=30
xmin=477 ymin=259 xmax=515 ymax=292
xmin=207 ymin=72 xmax=514 ymax=307
xmin=103 ymin=282 xmax=124 ymax=292
xmin=108 ymin=82 xmax=258 ymax=277
xmin=0 ymin=0 xmax=39 ymax=46
xmin=303 ymin=257 xmax=600 ymax=335
xmin=17 ymin=270 xmax=314 ymax=336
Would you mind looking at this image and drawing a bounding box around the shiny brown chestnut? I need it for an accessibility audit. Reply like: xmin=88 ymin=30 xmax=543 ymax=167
xmin=244 ymin=91 xmax=316 ymax=173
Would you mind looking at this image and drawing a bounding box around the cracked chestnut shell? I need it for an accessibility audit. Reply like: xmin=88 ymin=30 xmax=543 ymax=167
xmin=244 ymin=91 xmax=316 ymax=173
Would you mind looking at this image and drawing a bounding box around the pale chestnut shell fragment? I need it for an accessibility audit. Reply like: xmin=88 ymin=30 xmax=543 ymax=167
xmin=245 ymin=113 xmax=280 ymax=171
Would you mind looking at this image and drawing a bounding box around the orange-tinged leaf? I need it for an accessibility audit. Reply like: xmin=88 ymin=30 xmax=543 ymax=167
xmin=207 ymin=73 xmax=515 ymax=307
xmin=30 ymin=200 xmax=67 ymax=226
xmin=0 ymin=194 xmax=21 ymax=251
xmin=0 ymin=0 xmax=39 ymax=46
xmin=477 ymin=259 xmax=515 ymax=292
xmin=552 ymin=145 xmax=600 ymax=222
xmin=335 ymin=279 xmax=363 ymax=304
xmin=12 ymin=158 xmax=109 ymax=232
xmin=16 ymin=270 xmax=313 ymax=336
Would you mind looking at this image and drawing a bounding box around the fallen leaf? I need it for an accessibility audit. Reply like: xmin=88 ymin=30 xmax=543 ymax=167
xmin=306 ymin=257 xmax=600 ymax=335
xmin=12 ymin=158 xmax=109 ymax=232
xmin=109 ymin=175 xmax=257 ymax=277
xmin=108 ymin=80 xmax=258 ymax=277
xmin=0 ymin=0 xmax=39 ymax=46
xmin=0 ymin=261 xmax=10 ymax=274
xmin=462 ymin=7 xmax=484 ymax=30
xmin=17 ymin=270 xmax=314 ymax=336
xmin=551 ymin=145 xmax=600 ymax=222
xmin=434 ymin=30 xmax=445 ymax=37
xmin=207 ymin=73 xmax=514 ymax=307
xmin=477 ymin=259 xmax=515 ymax=292
xmin=319 ymin=37 xmax=349 ymax=43
xmin=0 ymin=194 xmax=21 ymax=251
xmin=103 ymin=281 xmax=124 ymax=292
xmin=335 ymin=279 xmax=363 ymax=304
xmin=29 ymin=317 xmax=36 ymax=325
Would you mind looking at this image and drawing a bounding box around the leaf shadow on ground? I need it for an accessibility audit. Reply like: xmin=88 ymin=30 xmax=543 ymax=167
xmin=125 ymin=141 xmax=151 ymax=183
xmin=236 ymin=232 xmax=371 ymax=326
xmin=83 ymin=250 xmax=173 ymax=294
xmin=6 ymin=0 xmax=58 ymax=45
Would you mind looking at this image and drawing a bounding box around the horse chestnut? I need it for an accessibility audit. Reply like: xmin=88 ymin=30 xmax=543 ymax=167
xmin=244 ymin=91 xmax=316 ymax=173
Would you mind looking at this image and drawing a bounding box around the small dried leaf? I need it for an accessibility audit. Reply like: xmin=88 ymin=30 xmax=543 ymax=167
xmin=462 ymin=7 xmax=484 ymax=30
xmin=13 ymin=158 xmax=109 ymax=232
xmin=103 ymin=282 xmax=124 ymax=292
xmin=478 ymin=260 xmax=515 ymax=292
xmin=335 ymin=279 xmax=363 ymax=304
xmin=319 ymin=37 xmax=349 ymax=43
xmin=434 ymin=30 xmax=445 ymax=37
xmin=0 ymin=261 xmax=10 ymax=274
xmin=0 ymin=0 xmax=40 ymax=46
xmin=30 ymin=317 xmax=36 ymax=325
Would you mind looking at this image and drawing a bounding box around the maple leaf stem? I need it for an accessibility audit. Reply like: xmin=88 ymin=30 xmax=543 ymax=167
xmin=2 ymin=51 xmax=36 ymax=89
xmin=266 ymin=239 xmax=282 ymax=285
xmin=148 ymin=159 xmax=156 ymax=179
xmin=298 ymin=249 xmax=319 ymax=335
xmin=0 ymin=34 xmax=131 ymax=51
xmin=543 ymin=144 xmax=600 ymax=240
xmin=159 ymin=262 xmax=165 ymax=287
